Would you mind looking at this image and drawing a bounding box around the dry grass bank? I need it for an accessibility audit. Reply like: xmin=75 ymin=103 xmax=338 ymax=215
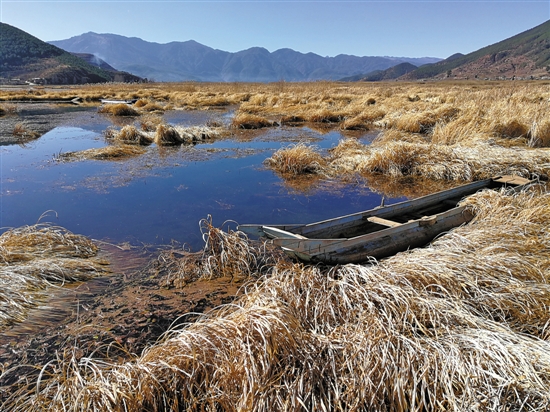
xmin=3 ymin=81 xmax=548 ymax=144
xmin=9 ymin=81 xmax=547 ymax=182
xmin=0 ymin=223 xmax=109 ymax=329
xmin=266 ymin=136 xmax=550 ymax=183
xmin=3 ymin=188 xmax=550 ymax=411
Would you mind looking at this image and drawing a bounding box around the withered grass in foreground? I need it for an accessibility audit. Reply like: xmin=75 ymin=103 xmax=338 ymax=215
xmin=0 ymin=223 xmax=109 ymax=329
xmin=3 ymin=188 xmax=550 ymax=411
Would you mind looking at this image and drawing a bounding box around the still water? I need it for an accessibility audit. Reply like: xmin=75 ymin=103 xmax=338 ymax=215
xmin=1 ymin=109 xmax=403 ymax=251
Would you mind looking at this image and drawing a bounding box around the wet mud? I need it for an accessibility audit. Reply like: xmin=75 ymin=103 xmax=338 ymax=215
xmin=0 ymin=245 xmax=242 ymax=397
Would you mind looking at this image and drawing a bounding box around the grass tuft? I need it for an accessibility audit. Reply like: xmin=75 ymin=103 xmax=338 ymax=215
xmin=98 ymin=103 xmax=139 ymax=116
xmin=106 ymin=125 xmax=154 ymax=145
xmin=265 ymin=143 xmax=327 ymax=176
xmin=0 ymin=223 xmax=108 ymax=329
xmin=12 ymin=123 xmax=40 ymax=140
xmin=231 ymin=113 xmax=274 ymax=129
xmin=59 ymin=145 xmax=146 ymax=161
xmin=160 ymin=216 xmax=286 ymax=287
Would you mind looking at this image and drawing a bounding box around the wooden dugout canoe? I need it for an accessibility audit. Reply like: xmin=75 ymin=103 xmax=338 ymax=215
xmin=238 ymin=175 xmax=534 ymax=264
xmin=100 ymin=99 xmax=138 ymax=104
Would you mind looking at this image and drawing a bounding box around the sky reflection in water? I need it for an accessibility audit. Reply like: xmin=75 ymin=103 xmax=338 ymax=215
xmin=1 ymin=112 xmax=402 ymax=251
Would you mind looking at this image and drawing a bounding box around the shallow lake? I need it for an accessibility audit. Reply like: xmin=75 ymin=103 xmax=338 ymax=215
xmin=0 ymin=107 xmax=405 ymax=251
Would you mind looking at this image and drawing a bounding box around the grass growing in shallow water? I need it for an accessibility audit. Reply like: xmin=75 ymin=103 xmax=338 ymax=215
xmin=265 ymin=143 xmax=327 ymax=176
xmin=59 ymin=145 xmax=147 ymax=161
xmin=3 ymin=188 xmax=550 ymax=411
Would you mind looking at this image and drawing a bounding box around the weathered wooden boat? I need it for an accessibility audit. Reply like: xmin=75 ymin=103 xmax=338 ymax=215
xmin=100 ymin=99 xmax=138 ymax=104
xmin=238 ymin=175 xmax=533 ymax=264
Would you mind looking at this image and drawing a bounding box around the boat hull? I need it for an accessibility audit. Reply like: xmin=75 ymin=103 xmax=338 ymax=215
xmin=238 ymin=175 xmax=533 ymax=264
xmin=274 ymin=206 xmax=473 ymax=264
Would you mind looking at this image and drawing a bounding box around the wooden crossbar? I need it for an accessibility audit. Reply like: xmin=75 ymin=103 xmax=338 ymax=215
xmin=367 ymin=216 xmax=402 ymax=228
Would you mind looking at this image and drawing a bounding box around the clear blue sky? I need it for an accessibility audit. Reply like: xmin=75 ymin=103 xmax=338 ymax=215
xmin=1 ymin=0 xmax=549 ymax=58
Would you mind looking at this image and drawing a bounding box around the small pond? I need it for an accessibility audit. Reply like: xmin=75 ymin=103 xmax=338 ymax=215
xmin=0 ymin=107 xmax=405 ymax=251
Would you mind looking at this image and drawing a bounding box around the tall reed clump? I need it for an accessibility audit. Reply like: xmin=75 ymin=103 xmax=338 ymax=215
xmin=231 ymin=113 xmax=274 ymax=129
xmin=98 ymin=103 xmax=139 ymax=116
xmin=0 ymin=223 xmax=108 ymax=329
xmin=5 ymin=188 xmax=550 ymax=411
xmin=529 ymin=120 xmax=550 ymax=148
xmin=160 ymin=216 xmax=286 ymax=287
xmin=105 ymin=125 xmax=154 ymax=145
xmin=264 ymin=143 xmax=327 ymax=176
xmin=154 ymin=124 xmax=227 ymax=145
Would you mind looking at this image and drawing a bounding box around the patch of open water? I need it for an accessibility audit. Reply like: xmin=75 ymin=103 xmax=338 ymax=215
xmin=0 ymin=109 xmax=404 ymax=251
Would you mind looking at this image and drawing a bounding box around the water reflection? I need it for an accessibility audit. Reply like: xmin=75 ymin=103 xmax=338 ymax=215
xmin=1 ymin=109 xmax=396 ymax=251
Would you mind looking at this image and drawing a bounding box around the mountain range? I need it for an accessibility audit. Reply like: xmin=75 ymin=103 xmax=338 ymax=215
xmin=49 ymin=33 xmax=440 ymax=82
xmin=0 ymin=23 xmax=142 ymax=84
xmin=3 ymin=19 xmax=548 ymax=84
xmin=400 ymin=19 xmax=550 ymax=81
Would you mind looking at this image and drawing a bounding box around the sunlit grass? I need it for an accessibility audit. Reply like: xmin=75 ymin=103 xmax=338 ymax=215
xmin=98 ymin=103 xmax=140 ymax=116
xmin=59 ymin=145 xmax=147 ymax=161
xmin=3 ymin=188 xmax=550 ymax=411
xmin=154 ymin=124 xmax=227 ymax=145
xmin=0 ymin=222 xmax=108 ymax=329
xmin=105 ymin=125 xmax=154 ymax=145
xmin=265 ymin=143 xmax=327 ymax=176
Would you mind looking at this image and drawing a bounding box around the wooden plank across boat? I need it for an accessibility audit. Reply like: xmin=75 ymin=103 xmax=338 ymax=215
xmin=238 ymin=175 xmax=534 ymax=264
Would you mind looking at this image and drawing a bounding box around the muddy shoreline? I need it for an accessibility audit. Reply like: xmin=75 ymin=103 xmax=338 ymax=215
xmin=0 ymin=103 xmax=102 ymax=145
xmin=0 ymin=244 xmax=243 ymax=398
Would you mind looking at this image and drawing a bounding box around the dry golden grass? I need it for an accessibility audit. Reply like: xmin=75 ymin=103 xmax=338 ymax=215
xmin=231 ymin=112 xmax=274 ymax=129
xmin=325 ymin=139 xmax=550 ymax=181
xmin=2 ymin=81 xmax=547 ymax=150
xmin=12 ymin=123 xmax=40 ymax=140
xmin=265 ymin=143 xmax=327 ymax=176
xmin=160 ymin=216 xmax=287 ymax=287
xmin=105 ymin=125 xmax=154 ymax=145
xmin=530 ymin=120 xmax=550 ymax=148
xmin=0 ymin=223 xmax=108 ymax=329
xmin=137 ymin=100 xmax=165 ymax=112
xmin=154 ymin=124 xmax=228 ymax=145
xmin=98 ymin=103 xmax=140 ymax=116
xmin=4 ymin=188 xmax=550 ymax=411
xmin=139 ymin=113 xmax=164 ymax=132
xmin=59 ymin=145 xmax=147 ymax=161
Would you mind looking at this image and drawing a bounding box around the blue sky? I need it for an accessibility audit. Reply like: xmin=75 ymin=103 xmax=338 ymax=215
xmin=1 ymin=0 xmax=548 ymax=58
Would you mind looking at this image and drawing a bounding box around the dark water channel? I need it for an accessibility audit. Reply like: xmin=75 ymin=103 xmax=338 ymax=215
xmin=1 ymin=107 xmax=405 ymax=251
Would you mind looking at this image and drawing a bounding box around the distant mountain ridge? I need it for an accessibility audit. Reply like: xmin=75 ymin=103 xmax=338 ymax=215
xmin=0 ymin=23 xmax=142 ymax=84
xmin=49 ymin=32 xmax=441 ymax=82
xmin=400 ymin=20 xmax=550 ymax=80
xmin=341 ymin=62 xmax=418 ymax=82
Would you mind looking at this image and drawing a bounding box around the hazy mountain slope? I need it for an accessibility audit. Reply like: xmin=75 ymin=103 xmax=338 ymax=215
xmin=0 ymin=23 xmax=142 ymax=84
xmin=341 ymin=62 xmax=418 ymax=82
xmin=50 ymin=32 xmax=441 ymax=82
xmin=71 ymin=53 xmax=118 ymax=71
xmin=402 ymin=20 xmax=550 ymax=80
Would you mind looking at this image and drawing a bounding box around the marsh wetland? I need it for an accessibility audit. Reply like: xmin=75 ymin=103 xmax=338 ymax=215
xmin=1 ymin=81 xmax=550 ymax=411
